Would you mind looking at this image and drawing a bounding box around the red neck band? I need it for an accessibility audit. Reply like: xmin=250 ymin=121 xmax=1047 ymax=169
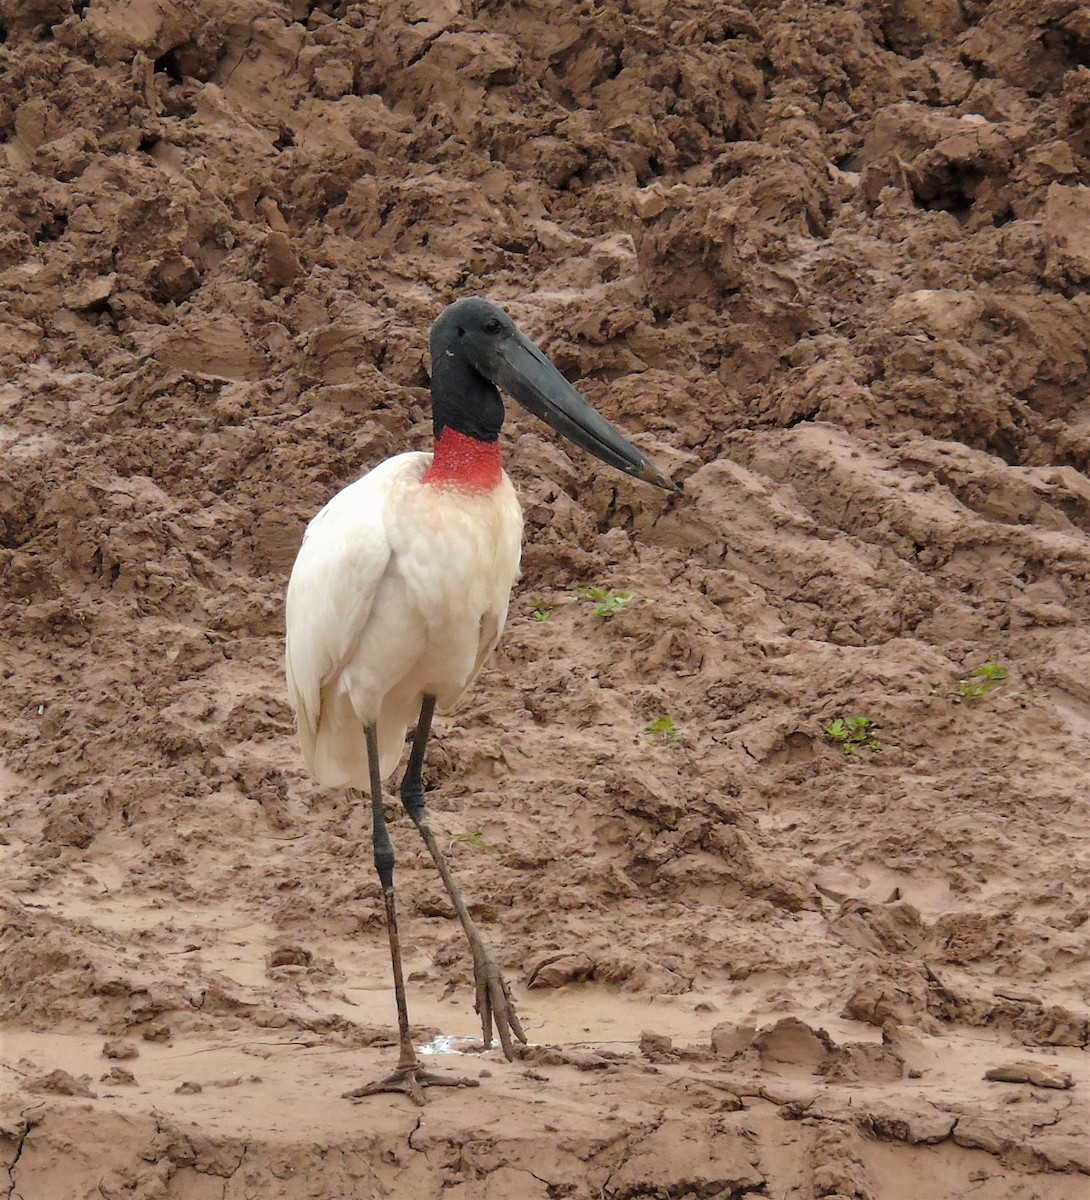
xmin=422 ymin=427 xmax=504 ymax=491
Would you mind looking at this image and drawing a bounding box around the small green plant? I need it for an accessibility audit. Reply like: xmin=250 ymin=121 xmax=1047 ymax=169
xmin=956 ymin=662 xmax=1008 ymax=701
xmin=822 ymin=715 xmax=881 ymax=755
xmin=448 ymin=830 xmax=500 ymax=854
xmin=577 ymin=586 xmax=633 ymax=619
xmin=645 ymin=714 xmax=680 ymax=743
xmin=528 ymin=601 xmax=553 ymax=622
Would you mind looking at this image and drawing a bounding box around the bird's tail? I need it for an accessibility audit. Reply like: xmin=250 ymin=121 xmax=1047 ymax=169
xmin=303 ymin=687 xmax=414 ymax=795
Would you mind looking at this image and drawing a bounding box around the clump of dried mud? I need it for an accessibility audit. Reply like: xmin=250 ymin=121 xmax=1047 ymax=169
xmin=3 ymin=1 xmax=1090 ymax=1197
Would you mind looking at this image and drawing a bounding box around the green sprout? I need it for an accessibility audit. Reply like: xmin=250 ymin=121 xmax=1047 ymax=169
xmin=822 ymin=715 xmax=881 ymax=755
xmin=645 ymin=714 xmax=680 ymax=743
xmin=528 ymin=601 xmax=554 ymax=622
xmin=448 ymin=831 xmax=500 ymax=854
xmin=956 ymin=662 xmax=1008 ymax=702
xmin=577 ymin=586 xmax=634 ymax=620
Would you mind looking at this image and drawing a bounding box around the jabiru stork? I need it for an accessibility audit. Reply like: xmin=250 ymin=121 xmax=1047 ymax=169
xmin=285 ymin=296 xmax=678 ymax=1103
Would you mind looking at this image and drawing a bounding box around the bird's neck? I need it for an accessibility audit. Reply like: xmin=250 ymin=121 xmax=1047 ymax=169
xmin=422 ymin=427 xmax=504 ymax=491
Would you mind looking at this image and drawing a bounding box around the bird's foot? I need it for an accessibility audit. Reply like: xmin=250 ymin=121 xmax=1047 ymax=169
xmin=474 ymin=950 xmax=527 ymax=1060
xmin=342 ymin=1064 xmax=480 ymax=1107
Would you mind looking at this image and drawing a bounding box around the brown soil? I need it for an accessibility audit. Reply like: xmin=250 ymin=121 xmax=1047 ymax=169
xmin=3 ymin=1 xmax=1090 ymax=1196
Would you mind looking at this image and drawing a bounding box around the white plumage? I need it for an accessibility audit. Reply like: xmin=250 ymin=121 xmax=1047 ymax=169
xmin=285 ymin=451 xmax=523 ymax=791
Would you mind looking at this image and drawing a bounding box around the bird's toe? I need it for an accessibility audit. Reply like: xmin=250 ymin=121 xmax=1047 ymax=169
xmin=343 ymin=1065 xmax=480 ymax=1106
xmin=473 ymin=954 xmax=526 ymax=1061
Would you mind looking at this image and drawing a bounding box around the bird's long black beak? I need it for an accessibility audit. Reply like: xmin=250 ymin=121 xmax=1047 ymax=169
xmin=490 ymin=330 xmax=680 ymax=493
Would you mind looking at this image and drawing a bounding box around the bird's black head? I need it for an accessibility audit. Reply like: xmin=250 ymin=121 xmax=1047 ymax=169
xmin=428 ymin=297 xmax=514 ymax=443
xmin=428 ymin=296 xmax=680 ymax=491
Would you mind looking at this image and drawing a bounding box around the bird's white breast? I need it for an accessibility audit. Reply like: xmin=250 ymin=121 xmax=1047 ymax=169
xmin=390 ymin=468 xmax=523 ymax=645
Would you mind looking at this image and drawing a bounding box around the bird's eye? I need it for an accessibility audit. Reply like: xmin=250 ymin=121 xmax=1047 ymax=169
xmin=456 ymin=327 xmax=466 ymax=337
xmin=483 ymin=318 xmax=502 ymax=334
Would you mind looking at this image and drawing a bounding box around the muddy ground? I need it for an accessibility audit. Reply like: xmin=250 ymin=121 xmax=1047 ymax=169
xmin=2 ymin=0 xmax=1090 ymax=1196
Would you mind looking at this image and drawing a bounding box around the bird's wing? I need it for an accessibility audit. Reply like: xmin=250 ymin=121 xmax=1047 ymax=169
xmin=284 ymin=460 xmax=407 ymax=747
xmin=471 ymin=605 xmax=507 ymax=684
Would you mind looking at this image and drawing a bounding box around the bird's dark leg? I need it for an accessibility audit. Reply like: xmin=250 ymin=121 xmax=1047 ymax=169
xmin=400 ymin=695 xmax=527 ymax=1059
xmin=342 ymin=722 xmax=478 ymax=1106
